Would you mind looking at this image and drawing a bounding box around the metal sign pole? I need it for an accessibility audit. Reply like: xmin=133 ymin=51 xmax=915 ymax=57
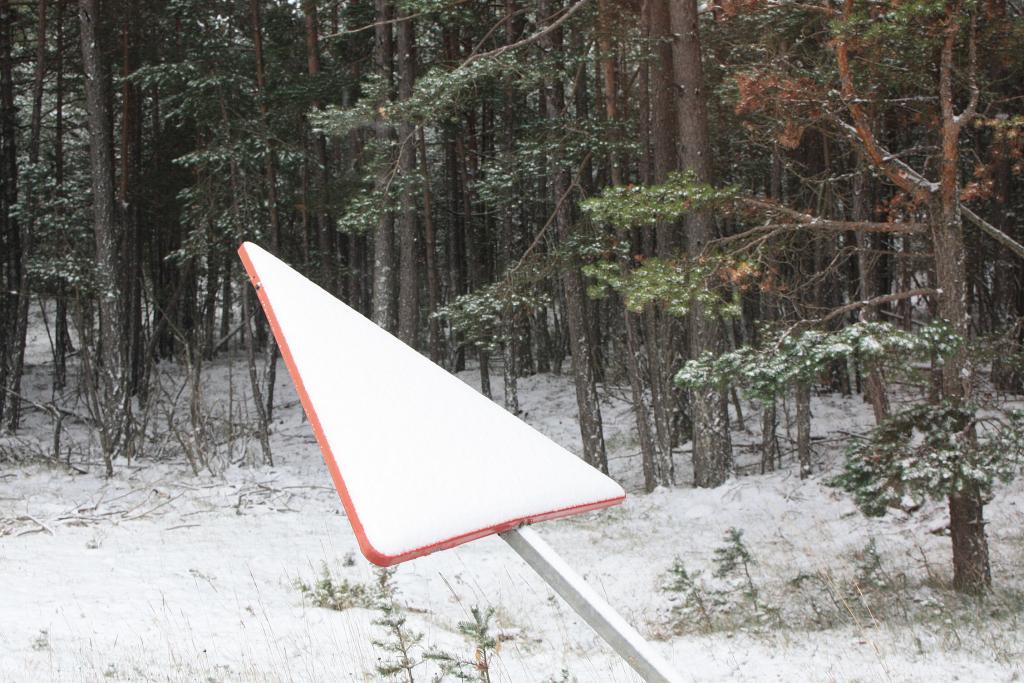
xmin=500 ymin=526 xmax=683 ymax=683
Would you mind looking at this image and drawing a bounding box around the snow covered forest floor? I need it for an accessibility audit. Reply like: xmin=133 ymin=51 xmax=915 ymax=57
xmin=2 ymin=332 xmax=1024 ymax=682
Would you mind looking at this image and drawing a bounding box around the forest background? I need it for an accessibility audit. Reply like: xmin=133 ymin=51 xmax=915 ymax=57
xmin=1 ymin=0 xmax=1024 ymax=601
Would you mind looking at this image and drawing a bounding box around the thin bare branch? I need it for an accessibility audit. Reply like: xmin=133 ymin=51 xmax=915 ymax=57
xmin=819 ymin=288 xmax=939 ymax=326
xmin=962 ymin=207 xmax=1024 ymax=260
xmin=323 ymin=0 xmax=471 ymax=37
xmin=463 ymin=0 xmax=593 ymax=66
xmin=740 ymin=198 xmax=927 ymax=233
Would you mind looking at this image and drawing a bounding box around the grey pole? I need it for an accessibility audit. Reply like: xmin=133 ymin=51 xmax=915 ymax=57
xmin=500 ymin=525 xmax=684 ymax=683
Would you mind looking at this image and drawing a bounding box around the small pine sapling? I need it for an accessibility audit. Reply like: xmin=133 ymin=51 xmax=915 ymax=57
xmin=853 ymin=539 xmax=901 ymax=593
xmin=425 ymin=605 xmax=499 ymax=682
xmin=294 ymin=562 xmax=372 ymax=611
xmin=850 ymin=538 xmax=909 ymax=622
xmin=788 ymin=570 xmax=847 ymax=628
xmin=663 ymin=557 xmax=714 ymax=632
xmin=712 ymin=528 xmax=760 ymax=614
xmin=541 ymin=670 xmax=575 ymax=683
xmin=371 ymin=568 xmax=424 ymax=682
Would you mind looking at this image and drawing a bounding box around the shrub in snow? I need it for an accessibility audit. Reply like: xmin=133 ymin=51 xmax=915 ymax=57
xmin=580 ymin=171 xmax=738 ymax=230
xmin=294 ymin=562 xmax=372 ymax=611
xmin=833 ymin=401 xmax=1024 ymax=593
xmin=434 ymin=279 xmax=548 ymax=355
xmin=675 ymin=320 xmax=959 ymax=399
xmin=712 ymin=528 xmax=761 ymax=614
xmin=787 ymin=541 xmax=911 ymax=630
xmin=663 ymin=528 xmax=778 ymax=633
xmin=663 ymin=557 xmax=716 ymax=632
xmin=832 ymin=402 xmax=1024 ymax=517
xmin=371 ymin=568 xmax=424 ymax=682
xmin=425 ymin=605 xmax=500 ymax=683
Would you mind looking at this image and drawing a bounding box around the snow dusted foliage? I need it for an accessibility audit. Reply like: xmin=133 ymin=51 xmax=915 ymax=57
xmin=833 ymin=402 xmax=1024 ymax=517
xmin=579 ymin=172 xmax=747 ymax=320
xmin=435 ymin=279 xmax=548 ymax=354
xmin=584 ymin=256 xmax=735 ymax=319
xmin=675 ymin=320 xmax=960 ymax=400
xmin=580 ymin=171 xmax=737 ymax=228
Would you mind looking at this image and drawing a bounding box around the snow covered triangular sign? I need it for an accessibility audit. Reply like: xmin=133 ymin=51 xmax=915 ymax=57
xmin=239 ymin=243 xmax=681 ymax=683
xmin=239 ymin=242 xmax=625 ymax=566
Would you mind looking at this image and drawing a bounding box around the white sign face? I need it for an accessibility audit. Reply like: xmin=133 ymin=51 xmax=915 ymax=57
xmin=239 ymin=243 xmax=625 ymax=566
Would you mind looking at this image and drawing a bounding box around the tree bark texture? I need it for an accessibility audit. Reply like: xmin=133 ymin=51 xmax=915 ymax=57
xmin=670 ymin=0 xmax=733 ymax=487
xmin=541 ymin=0 xmax=607 ymax=473
xmin=396 ymin=10 xmax=419 ymax=348
xmin=372 ymin=0 xmax=397 ymax=332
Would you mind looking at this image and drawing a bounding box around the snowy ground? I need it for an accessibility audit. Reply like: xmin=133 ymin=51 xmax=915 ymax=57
xmin=2 ymin=338 xmax=1024 ymax=681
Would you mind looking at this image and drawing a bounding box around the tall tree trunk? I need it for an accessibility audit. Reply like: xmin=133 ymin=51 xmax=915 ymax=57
xmin=250 ymin=0 xmax=281 ymax=252
xmin=670 ymin=0 xmax=733 ymax=487
xmin=949 ymin=483 xmax=990 ymax=592
xmin=795 ymin=382 xmax=812 ymax=478
xmin=6 ymin=0 xmax=47 ymax=429
xmin=456 ymin=124 xmax=491 ymax=395
xmin=242 ymin=285 xmax=273 ymax=466
xmin=989 ymin=122 xmax=1022 ymax=392
xmin=250 ymin=0 xmax=280 ymax=422
xmin=540 ymin=0 xmax=607 ymax=473
xmin=371 ymin=0 xmax=397 ymax=332
xmin=853 ymin=157 xmax=890 ymax=424
xmin=644 ymin=0 xmax=678 ymax=485
xmin=29 ymin=0 xmax=47 ymax=163
xmin=760 ymin=397 xmax=779 ymax=473
xmin=79 ymin=0 xmax=123 ymax=475
xmin=600 ymin=0 xmax=657 ymax=490
xmin=417 ymin=129 xmax=442 ymax=363
xmin=303 ymin=0 xmax=336 ymax=292
xmin=499 ymin=0 xmax=523 ymax=413
xmin=443 ymin=124 xmax=466 ymax=370
xmin=202 ymin=244 xmax=219 ymax=360
xmin=395 ymin=10 xmax=419 ymax=347
xmin=759 ymin=291 xmax=780 ymax=472
xmin=120 ymin=0 xmax=143 ymax=398
xmin=933 ymin=3 xmax=988 ymax=593
xmin=53 ymin=0 xmax=69 ymax=390
xmin=0 ymin=0 xmax=19 ymax=427
xmin=220 ymin=249 xmax=232 ymax=343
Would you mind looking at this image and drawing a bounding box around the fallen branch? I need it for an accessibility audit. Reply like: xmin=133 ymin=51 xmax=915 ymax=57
xmin=1 ymin=387 xmax=97 ymax=426
xmin=14 ymin=515 xmax=54 ymax=537
xmin=122 ymin=492 xmax=185 ymax=521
